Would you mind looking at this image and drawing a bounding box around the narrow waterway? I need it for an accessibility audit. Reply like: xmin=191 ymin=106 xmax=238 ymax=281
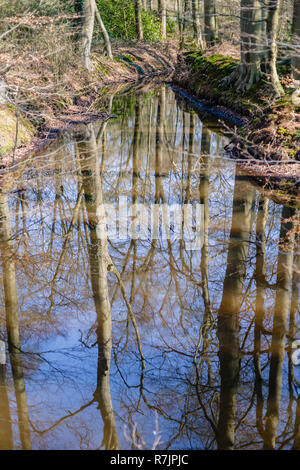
xmin=0 ymin=83 xmax=299 ymax=450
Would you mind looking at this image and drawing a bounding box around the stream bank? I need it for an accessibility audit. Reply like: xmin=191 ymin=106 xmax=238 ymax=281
xmin=173 ymin=51 xmax=300 ymax=192
xmin=1 ymin=43 xmax=299 ymax=196
xmin=0 ymin=42 xmax=176 ymax=168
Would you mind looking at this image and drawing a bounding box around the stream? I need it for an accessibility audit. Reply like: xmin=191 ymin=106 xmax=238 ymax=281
xmin=0 ymin=82 xmax=299 ymax=450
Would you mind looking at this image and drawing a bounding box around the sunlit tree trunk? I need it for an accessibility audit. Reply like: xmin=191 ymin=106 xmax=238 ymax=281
xmin=217 ymin=177 xmax=255 ymax=450
xmin=0 ymin=192 xmax=31 ymax=450
xmin=264 ymin=206 xmax=295 ymax=449
xmin=135 ymin=0 xmax=144 ymax=40
xmin=222 ymin=0 xmax=265 ymax=92
xmin=204 ymin=0 xmax=217 ymax=46
xmin=192 ymin=0 xmax=204 ymax=49
xmin=78 ymin=125 xmax=119 ymax=450
xmin=82 ymin=0 xmax=95 ymax=70
xmin=158 ymin=0 xmax=167 ymax=39
xmin=94 ymin=1 xmax=113 ymax=59
xmin=266 ymin=0 xmax=284 ymax=96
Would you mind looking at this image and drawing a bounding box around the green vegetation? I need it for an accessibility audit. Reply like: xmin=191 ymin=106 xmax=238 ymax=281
xmin=96 ymin=0 xmax=161 ymax=41
xmin=180 ymin=51 xmax=267 ymax=115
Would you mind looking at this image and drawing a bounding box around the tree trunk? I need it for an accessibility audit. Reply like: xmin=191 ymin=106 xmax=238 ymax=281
xmin=292 ymin=0 xmax=300 ymax=84
xmin=221 ymin=0 xmax=265 ymax=92
xmin=192 ymin=0 xmax=204 ymax=49
xmin=204 ymin=0 xmax=217 ymax=46
xmin=82 ymin=0 xmax=95 ymax=70
xmin=266 ymin=0 xmax=284 ymax=96
xmin=158 ymin=0 xmax=167 ymax=39
xmin=94 ymin=1 xmax=113 ymax=59
xmin=181 ymin=0 xmax=189 ymax=48
xmin=135 ymin=0 xmax=144 ymax=40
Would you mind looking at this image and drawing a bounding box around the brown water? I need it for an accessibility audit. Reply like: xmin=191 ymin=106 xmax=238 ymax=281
xmin=0 ymin=83 xmax=299 ymax=450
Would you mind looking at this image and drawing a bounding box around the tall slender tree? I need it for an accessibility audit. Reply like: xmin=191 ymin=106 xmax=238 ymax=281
xmin=192 ymin=0 xmax=204 ymax=49
xmin=266 ymin=0 xmax=284 ymax=96
xmin=204 ymin=0 xmax=217 ymax=46
xmin=292 ymin=0 xmax=300 ymax=83
xmin=82 ymin=0 xmax=96 ymax=70
xmin=158 ymin=0 xmax=167 ymax=39
xmin=81 ymin=0 xmax=113 ymax=69
xmin=135 ymin=0 xmax=144 ymax=40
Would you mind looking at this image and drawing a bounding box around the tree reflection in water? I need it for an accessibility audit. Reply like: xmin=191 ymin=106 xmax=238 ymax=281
xmin=0 ymin=84 xmax=298 ymax=450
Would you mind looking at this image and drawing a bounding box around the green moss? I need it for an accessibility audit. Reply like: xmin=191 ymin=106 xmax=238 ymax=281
xmin=94 ymin=61 xmax=109 ymax=76
xmin=186 ymin=52 xmax=238 ymax=79
xmin=0 ymin=105 xmax=33 ymax=157
xmin=181 ymin=52 xmax=267 ymax=116
xmin=122 ymin=55 xmax=134 ymax=63
xmin=278 ymin=127 xmax=288 ymax=135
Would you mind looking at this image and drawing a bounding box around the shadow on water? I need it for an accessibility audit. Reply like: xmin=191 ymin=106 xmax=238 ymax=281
xmin=0 ymin=82 xmax=299 ymax=450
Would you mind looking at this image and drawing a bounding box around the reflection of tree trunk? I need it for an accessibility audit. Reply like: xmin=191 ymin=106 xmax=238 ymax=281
xmin=288 ymin=237 xmax=299 ymax=397
xmin=254 ymin=195 xmax=268 ymax=437
xmin=130 ymin=96 xmax=142 ymax=309
xmin=0 ymin=192 xmax=31 ymax=450
xmin=264 ymin=206 xmax=295 ymax=450
xmin=200 ymin=127 xmax=212 ymax=319
xmin=0 ymin=364 xmax=13 ymax=449
xmin=77 ymin=125 xmax=119 ymax=450
xmin=199 ymin=134 xmax=212 ymax=376
xmin=217 ymin=177 xmax=255 ymax=450
xmin=155 ymin=88 xmax=166 ymax=204
xmin=293 ymin=397 xmax=300 ymax=449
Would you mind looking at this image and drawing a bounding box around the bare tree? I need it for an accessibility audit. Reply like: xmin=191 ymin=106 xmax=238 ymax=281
xmin=292 ymin=0 xmax=300 ymax=84
xmin=135 ymin=0 xmax=144 ymax=40
xmin=158 ymin=0 xmax=167 ymax=39
xmin=204 ymin=0 xmax=217 ymax=46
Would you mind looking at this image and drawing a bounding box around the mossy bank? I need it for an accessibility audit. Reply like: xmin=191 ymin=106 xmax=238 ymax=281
xmin=174 ymin=51 xmax=300 ymax=164
xmin=0 ymin=105 xmax=33 ymax=160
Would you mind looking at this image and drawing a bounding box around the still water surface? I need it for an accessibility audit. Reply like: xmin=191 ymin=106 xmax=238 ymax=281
xmin=0 ymin=83 xmax=299 ymax=450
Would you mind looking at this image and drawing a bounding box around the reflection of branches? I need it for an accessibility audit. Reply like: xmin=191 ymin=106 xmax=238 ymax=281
xmin=29 ymin=399 xmax=95 ymax=436
xmin=47 ymin=185 xmax=84 ymax=316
